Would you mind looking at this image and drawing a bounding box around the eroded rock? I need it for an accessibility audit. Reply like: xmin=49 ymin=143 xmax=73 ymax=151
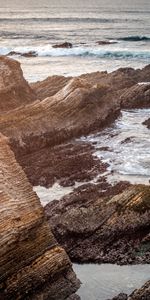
xmin=0 ymin=133 xmax=80 ymax=299
xmin=45 ymin=185 xmax=150 ymax=264
xmin=0 ymin=55 xmax=36 ymax=113
xmin=52 ymin=42 xmax=73 ymax=48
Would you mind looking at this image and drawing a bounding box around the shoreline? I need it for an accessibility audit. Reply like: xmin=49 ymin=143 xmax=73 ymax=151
xmin=0 ymin=56 xmax=149 ymax=299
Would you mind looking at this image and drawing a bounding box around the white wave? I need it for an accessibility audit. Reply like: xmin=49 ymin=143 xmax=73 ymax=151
xmin=1 ymin=45 xmax=150 ymax=59
xmin=80 ymin=109 xmax=150 ymax=185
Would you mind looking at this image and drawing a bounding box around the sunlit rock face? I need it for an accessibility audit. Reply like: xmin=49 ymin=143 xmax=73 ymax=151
xmin=0 ymin=56 xmax=36 ymax=113
xmin=0 ymin=76 xmax=119 ymax=156
xmin=0 ymin=134 xmax=80 ymax=300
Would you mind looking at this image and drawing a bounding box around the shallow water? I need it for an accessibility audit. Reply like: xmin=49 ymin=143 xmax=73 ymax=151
xmin=81 ymin=109 xmax=150 ymax=185
xmin=73 ymin=263 xmax=150 ymax=300
xmin=34 ymin=182 xmax=83 ymax=206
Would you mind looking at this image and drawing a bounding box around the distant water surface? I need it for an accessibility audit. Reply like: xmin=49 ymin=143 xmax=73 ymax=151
xmin=0 ymin=0 xmax=150 ymax=81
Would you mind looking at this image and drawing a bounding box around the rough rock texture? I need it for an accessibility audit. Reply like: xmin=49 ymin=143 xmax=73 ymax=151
xmin=0 ymin=134 xmax=80 ymax=299
xmin=45 ymin=185 xmax=150 ymax=264
xmin=128 ymin=280 xmax=150 ymax=300
xmin=52 ymin=42 xmax=73 ymax=48
xmin=0 ymin=56 xmax=36 ymax=113
xmin=143 ymin=118 xmax=150 ymax=129
xmin=16 ymin=140 xmax=108 ymax=188
xmin=109 ymin=280 xmax=150 ymax=300
xmin=0 ymin=77 xmax=119 ymax=156
xmin=120 ymin=83 xmax=150 ymax=108
xmin=31 ymin=65 xmax=150 ymax=102
xmin=31 ymin=75 xmax=71 ymax=100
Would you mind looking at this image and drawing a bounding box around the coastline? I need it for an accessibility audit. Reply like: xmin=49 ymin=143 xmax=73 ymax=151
xmin=0 ymin=55 xmax=150 ymax=299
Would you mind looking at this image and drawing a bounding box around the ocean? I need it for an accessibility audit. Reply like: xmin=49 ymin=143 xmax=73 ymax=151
xmin=0 ymin=0 xmax=150 ymax=82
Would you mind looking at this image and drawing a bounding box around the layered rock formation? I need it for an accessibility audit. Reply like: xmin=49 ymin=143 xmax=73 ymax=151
xmin=0 ymin=76 xmax=119 ymax=157
xmin=0 ymin=56 xmax=36 ymax=113
xmin=0 ymin=134 xmax=80 ymax=299
xmin=45 ymin=185 xmax=150 ymax=264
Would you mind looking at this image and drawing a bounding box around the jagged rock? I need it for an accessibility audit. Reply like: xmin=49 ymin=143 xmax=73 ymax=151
xmin=120 ymin=83 xmax=150 ymax=108
xmin=143 ymin=118 xmax=150 ymax=129
xmin=7 ymin=51 xmax=37 ymax=57
xmin=110 ymin=280 xmax=150 ymax=300
xmin=0 ymin=134 xmax=80 ymax=299
xmin=45 ymin=185 xmax=150 ymax=264
xmin=0 ymin=56 xmax=36 ymax=113
xmin=128 ymin=280 xmax=150 ymax=299
xmin=31 ymin=65 xmax=150 ymax=103
xmin=16 ymin=140 xmax=109 ymax=188
xmin=96 ymin=40 xmax=117 ymax=45
xmin=52 ymin=42 xmax=73 ymax=48
xmin=0 ymin=77 xmax=119 ymax=156
xmin=108 ymin=293 xmax=127 ymax=300
xmin=31 ymin=75 xmax=71 ymax=100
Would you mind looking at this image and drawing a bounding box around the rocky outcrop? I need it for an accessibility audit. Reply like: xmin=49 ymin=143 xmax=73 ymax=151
xmin=8 ymin=51 xmax=37 ymax=57
xmin=0 ymin=56 xmax=36 ymax=113
xmin=52 ymin=42 xmax=73 ymax=48
xmin=45 ymin=185 xmax=150 ymax=264
xmin=0 ymin=133 xmax=80 ymax=299
xmin=0 ymin=77 xmax=119 ymax=157
xmin=128 ymin=280 xmax=150 ymax=300
xmin=16 ymin=140 xmax=108 ymax=188
xmin=109 ymin=280 xmax=150 ymax=300
xmin=31 ymin=75 xmax=71 ymax=100
xmin=31 ymin=65 xmax=150 ymax=107
xmin=96 ymin=40 xmax=117 ymax=45
xmin=120 ymin=83 xmax=150 ymax=108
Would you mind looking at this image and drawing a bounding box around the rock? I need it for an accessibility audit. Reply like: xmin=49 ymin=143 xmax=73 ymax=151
xmin=110 ymin=280 xmax=150 ymax=300
xmin=128 ymin=280 xmax=150 ymax=300
xmin=96 ymin=40 xmax=117 ymax=45
xmin=31 ymin=65 xmax=150 ymax=101
xmin=0 ymin=133 xmax=80 ymax=299
xmin=16 ymin=140 xmax=108 ymax=188
xmin=45 ymin=184 xmax=150 ymax=264
xmin=143 ymin=118 xmax=150 ymax=129
xmin=0 ymin=77 xmax=119 ymax=156
xmin=109 ymin=293 xmax=127 ymax=300
xmin=8 ymin=50 xmax=37 ymax=57
xmin=31 ymin=75 xmax=71 ymax=100
xmin=53 ymin=42 xmax=73 ymax=48
xmin=0 ymin=55 xmax=36 ymax=113
xmin=120 ymin=83 xmax=150 ymax=109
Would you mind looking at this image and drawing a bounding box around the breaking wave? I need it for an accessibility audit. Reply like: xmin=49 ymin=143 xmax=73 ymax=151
xmin=2 ymin=46 xmax=150 ymax=60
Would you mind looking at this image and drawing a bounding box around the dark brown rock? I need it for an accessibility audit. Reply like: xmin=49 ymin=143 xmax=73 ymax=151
xmin=110 ymin=280 xmax=150 ymax=300
xmin=96 ymin=40 xmax=117 ymax=45
xmin=53 ymin=42 xmax=73 ymax=48
xmin=45 ymin=185 xmax=150 ymax=264
xmin=8 ymin=50 xmax=37 ymax=57
xmin=16 ymin=140 xmax=108 ymax=188
xmin=143 ymin=118 xmax=150 ymax=129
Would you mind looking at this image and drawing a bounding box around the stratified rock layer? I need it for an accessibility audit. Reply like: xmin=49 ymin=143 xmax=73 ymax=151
xmin=0 ymin=76 xmax=119 ymax=157
xmin=0 ymin=134 xmax=80 ymax=299
xmin=0 ymin=56 xmax=36 ymax=113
